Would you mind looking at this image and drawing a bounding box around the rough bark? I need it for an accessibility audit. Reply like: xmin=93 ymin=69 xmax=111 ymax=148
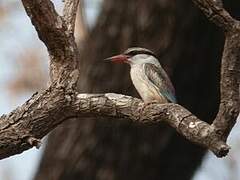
xmin=32 ymin=0 xmax=239 ymax=180
xmin=0 ymin=0 xmax=80 ymax=157
xmin=0 ymin=0 xmax=238 ymax=180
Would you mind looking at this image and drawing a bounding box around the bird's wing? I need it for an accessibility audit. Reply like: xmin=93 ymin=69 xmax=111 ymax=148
xmin=144 ymin=63 xmax=176 ymax=103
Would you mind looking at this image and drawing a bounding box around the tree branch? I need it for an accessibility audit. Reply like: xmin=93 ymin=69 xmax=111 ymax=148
xmin=0 ymin=93 xmax=229 ymax=159
xmin=191 ymin=0 xmax=240 ymax=140
xmin=74 ymin=94 xmax=230 ymax=157
xmin=192 ymin=0 xmax=237 ymax=32
xmin=63 ymin=0 xmax=80 ymax=34
xmin=21 ymin=0 xmax=67 ymax=58
xmin=0 ymin=0 xmax=238 ymax=159
xmin=212 ymin=30 xmax=240 ymax=140
xmin=21 ymin=0 xmax=80 ymax=81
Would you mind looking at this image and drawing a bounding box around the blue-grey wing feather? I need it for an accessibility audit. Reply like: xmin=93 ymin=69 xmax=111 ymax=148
xmin=144 ymin=63 xmax=176 ymax=103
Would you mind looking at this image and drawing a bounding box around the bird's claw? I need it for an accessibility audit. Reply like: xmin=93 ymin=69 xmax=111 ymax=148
xmin=139 ymin=100 xmax=159 ymax=114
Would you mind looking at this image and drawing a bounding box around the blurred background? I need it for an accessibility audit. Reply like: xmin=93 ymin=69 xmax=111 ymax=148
xmin=0 ymin=0 xmax=240 ymax=180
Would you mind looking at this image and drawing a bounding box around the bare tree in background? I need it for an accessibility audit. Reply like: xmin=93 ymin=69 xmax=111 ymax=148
xmin=0 ymin=1 xmax=239 ymax=180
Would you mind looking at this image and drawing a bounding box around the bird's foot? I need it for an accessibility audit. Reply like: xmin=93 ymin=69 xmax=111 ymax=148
xmin=145 ymin=100 xmax=160 ymax=106
xmin=139 ymin=100 xmax=159 ymax=115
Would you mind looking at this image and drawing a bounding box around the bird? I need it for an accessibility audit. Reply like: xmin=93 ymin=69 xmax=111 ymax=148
xmin=105 ymin=47 xmax=176 ymax=104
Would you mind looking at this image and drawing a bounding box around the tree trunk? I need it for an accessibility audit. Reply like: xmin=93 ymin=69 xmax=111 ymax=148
xmin=34 ymin=0 xmax=237 ymax=179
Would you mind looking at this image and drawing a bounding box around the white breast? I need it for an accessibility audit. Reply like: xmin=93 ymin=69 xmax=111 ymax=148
xmin=130 ymin=64 xmax=166 ymax=103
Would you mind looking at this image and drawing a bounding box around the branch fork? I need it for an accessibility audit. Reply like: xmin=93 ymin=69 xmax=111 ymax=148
xmin=0 ymin=0 xmax=239 ymax=159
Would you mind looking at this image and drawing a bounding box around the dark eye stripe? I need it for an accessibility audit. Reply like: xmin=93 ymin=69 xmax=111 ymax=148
xmin=124 ymin=48 xmax=156 ymax=57
xmin=142 ymin=51 xmax=155 ymax=56
xmin=125 ymin=50 xmax=139 ymax=56
xmin=124 ymin=49 xmax=157 ymax=59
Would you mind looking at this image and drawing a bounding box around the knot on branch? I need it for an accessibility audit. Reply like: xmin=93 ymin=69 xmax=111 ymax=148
xmin=209 ymin=140 xmax=230 ymax=157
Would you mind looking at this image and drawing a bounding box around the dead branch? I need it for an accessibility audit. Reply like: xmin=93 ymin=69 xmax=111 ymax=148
xmin=192 ymin=0 xmax=240 ymax=141
xmin=0 ymin=93 xmax=230 ymax=159
xmin=0 ymin=0 xmax=238 ymax=159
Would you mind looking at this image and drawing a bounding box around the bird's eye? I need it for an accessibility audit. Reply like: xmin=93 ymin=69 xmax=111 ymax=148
xmin=128 ymin=52 xmax=137 ymax=56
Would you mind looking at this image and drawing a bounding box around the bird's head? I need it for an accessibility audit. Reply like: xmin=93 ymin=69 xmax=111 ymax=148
xmin=105 ymin=47 xmax=158 ymax=65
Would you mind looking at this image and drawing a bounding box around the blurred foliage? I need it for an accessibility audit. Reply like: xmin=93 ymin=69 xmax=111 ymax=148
xmin=7 ymin=49 xmax=47 ymax=96
xmin=0 ymin=2 xmax=19 ymax=23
